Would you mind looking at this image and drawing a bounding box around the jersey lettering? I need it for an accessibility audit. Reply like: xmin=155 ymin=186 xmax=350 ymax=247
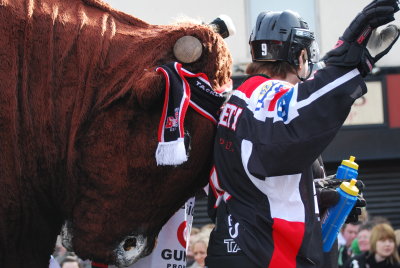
xmin=224 ymin=239 xmax=241 ymax=253
xmin=228 ymin=214 xmax=239 ymax=238
xmin=219 ymin=103 xmax=243 ymax=131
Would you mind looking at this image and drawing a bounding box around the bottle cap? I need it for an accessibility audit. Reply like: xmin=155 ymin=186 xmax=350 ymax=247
xmin=341 ymin=156 xmax=359 ymax=170
xmin=340 ymin=179 xmax=359 ymax=196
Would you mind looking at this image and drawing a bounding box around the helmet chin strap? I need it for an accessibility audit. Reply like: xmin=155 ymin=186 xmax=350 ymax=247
xmin=296 ymin=72 xmax=306 ymax=82
xmin=296 ymin=61 xmax=314 ymax=82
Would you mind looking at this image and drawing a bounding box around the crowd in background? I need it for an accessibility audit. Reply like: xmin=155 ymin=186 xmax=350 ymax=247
xmin=187 ymin=214 xmax=400 ymax=268
xmin=50 ymin=236 xmax=91 ymax=268
xmin=49 ymin=224 xmax=215 ymax=268
xmin=50 ymin=209 xmax=400 ymax=268
xmin=186 ymin=223 xmax=214 ymax=268
xmin=185 ymin=212 xmax=400 ymax=268
xmin=338 ymin=209 xmax=400 ymax=268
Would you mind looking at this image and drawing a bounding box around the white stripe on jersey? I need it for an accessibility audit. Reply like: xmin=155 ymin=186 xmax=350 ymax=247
xmin=296 ymin=68 xmax=360 ymax=110
xmin=233 ymin=68 xmax=360 ymax=124
xmin=241 ymin=139 xmax=305 ymax=222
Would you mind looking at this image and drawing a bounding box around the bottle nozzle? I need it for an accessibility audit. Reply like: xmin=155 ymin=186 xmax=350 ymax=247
xmin=341 ymin=156 xmax=359 ymax=170
xmin=340 ymin=179 xmax=359 ymax=196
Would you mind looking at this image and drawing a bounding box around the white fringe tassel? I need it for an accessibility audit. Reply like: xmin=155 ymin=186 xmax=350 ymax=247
xmin=156 ymin=137 xmax=188 ymax=166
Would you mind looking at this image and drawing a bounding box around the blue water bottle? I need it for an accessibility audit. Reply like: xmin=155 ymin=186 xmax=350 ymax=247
xmin=336 ymin=156 xmax=358 ymax=180
xmin=321 ymin=179 xmax=359 ymax=252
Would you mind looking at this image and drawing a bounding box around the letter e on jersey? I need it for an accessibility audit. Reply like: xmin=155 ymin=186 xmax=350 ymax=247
xmin=219 ymin=103 xmax=243 ymax=131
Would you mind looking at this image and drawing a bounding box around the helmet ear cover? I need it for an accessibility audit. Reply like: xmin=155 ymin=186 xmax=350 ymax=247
xmin=289 ymin=28 xmax=315 ymax=66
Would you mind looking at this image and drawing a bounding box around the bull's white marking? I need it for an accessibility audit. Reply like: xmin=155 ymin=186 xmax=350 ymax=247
xmin=61 ymin=222 xmax=74 ymax=251
xmin=115 ymin=235 xmax=147 ymax=267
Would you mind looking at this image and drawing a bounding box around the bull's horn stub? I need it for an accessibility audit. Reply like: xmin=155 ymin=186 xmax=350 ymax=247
xmin=210 ymin=14 xmax=236 ymax=38
xmin=173 ymin=36 xmax=203 ymax=63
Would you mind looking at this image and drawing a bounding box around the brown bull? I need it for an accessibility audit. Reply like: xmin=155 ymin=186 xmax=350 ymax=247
xmin=0 ymin=0 xmax=232 ymax=267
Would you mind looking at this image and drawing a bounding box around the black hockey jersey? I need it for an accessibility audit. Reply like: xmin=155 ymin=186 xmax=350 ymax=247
xmin=208 ymin=66 xmax=367 ymax=268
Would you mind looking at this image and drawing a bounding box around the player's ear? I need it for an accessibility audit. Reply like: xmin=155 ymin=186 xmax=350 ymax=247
xmin=298 ymin=49 xmax=307 ymax=70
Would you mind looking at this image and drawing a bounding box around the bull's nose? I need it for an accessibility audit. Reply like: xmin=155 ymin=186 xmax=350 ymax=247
xmin=115 ymin=235 xmax=147 ymax=267
xmin=123 ymin=237 xmax=137 ymax=251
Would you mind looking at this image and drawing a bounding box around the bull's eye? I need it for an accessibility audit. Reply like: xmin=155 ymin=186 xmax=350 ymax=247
xmin=123 ymin=237 xmax=137 ymax=251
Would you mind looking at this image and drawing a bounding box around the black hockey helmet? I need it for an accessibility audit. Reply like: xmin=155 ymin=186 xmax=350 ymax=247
xmin=249 ymin=10 xmax=319 ymax=68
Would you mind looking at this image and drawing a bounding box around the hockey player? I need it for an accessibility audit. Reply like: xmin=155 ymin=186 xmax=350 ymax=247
xmin=206 ymin=1 xmax=400 ymax=267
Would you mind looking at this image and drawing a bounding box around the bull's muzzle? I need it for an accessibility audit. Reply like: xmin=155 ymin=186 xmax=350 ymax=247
xmin=114 ymin=234 xmax=148 ymax=267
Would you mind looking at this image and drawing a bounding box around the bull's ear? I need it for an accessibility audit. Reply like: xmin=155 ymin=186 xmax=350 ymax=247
xmin=173 ymin=36 xmax=203 ymax=64
xmin=131 ymin=69 xmax=164 ymax=110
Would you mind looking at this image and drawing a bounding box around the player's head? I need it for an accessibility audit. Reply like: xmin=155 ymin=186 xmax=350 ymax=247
xmin=249 ymin=10 xmax=319 ymax=80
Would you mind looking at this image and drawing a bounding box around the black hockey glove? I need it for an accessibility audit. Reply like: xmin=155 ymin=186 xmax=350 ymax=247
xmin=315 ymin=176 xmax=366 ymax=223
xmin=322 ymin=0 xmax=400 ymax=77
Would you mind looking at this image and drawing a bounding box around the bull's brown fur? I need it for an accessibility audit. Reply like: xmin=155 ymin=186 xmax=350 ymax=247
xmin=0 ymin=0 xmax=232 ymax=266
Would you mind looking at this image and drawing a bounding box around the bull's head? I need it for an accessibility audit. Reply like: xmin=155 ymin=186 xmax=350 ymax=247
xmin=61 ymin=5 xmax=233 ymax=267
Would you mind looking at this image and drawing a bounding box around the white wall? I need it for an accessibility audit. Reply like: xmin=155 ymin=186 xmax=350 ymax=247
xmin=102 ymin=0 xmax=250 ymax=67
xmin=317 ymin=0 xmax=400 ymax=67
xmin=247 ymin=0 xmax=318 ymax=67
xmin=248 ymin=0 xmax=317 ymax=33
xmin=102 ymin=0 xmax=400 ymax=69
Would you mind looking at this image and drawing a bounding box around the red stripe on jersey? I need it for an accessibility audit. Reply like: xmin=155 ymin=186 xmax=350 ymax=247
xmin=267 ymin=87 xmax=289 ymax=111
xmin=268 ymin=218 xmax=305 ymax=268
xmin=236 ymin=76 xmax=269 ymax=98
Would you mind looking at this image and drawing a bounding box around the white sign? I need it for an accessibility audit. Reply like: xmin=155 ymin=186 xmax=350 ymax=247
xmin=125 ymin=197 xmax=195 ymax=268
xmin=344 ymin=81 xmax=385 ymax=126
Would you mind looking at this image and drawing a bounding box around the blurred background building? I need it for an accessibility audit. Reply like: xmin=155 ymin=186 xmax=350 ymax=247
xmin=103 ymin=0 xmax=400 ymax=228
